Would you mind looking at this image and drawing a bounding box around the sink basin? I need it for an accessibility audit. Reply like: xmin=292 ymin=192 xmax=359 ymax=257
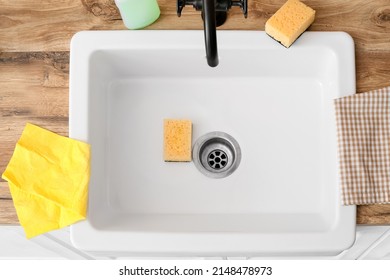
xmin=70 ymin=30 xmax=356 ymax=256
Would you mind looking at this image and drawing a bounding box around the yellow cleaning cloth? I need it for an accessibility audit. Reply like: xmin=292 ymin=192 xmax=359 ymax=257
xmin=1 ymin=123 xmax=90 ymax=238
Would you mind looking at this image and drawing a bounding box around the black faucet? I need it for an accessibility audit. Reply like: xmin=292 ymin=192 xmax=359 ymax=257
xmin=177 ymin=0 xmax=248 ymax=67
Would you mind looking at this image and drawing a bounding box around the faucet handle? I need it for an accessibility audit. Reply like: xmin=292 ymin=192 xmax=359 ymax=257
xmin=177 ymin=0 xmax=203 ymax=17
xmin=178 ymin=0 xmax=248 ymax=18
xmin=231 ymin=0 xmax=248 ymax=18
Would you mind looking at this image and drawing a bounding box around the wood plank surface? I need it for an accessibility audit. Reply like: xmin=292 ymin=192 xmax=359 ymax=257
xmin=0 ymin=182 xmax=19 ymax=224
xmin=0 ymin=200 xmax=19 ymax=224
xmin=0 ymin=52 xmax=68 ymax=224
xmin=358 ymin=205 xmax=390 ymax=225
xmin=0 ymin=0 xmax=389 ymax=53
xmin=0 ymin=182 xmax=11 ymax=199
xmin=0 ymin=52 xmax=69 ymax=177
xmin=1 ymin=0 xmax=390 ymax=224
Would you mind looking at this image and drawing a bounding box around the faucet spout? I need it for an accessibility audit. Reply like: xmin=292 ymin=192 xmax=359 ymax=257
xmin=177 ymin=0 xmax=248 ymax=67
xmin=202 ymin=0 xmax=219 ymax=67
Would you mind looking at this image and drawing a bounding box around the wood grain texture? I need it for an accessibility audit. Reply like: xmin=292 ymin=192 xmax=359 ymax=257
xmin=0 ymin=0 xmax=390 ymax=225
xmin=0 ymin=52 xmax=69 ymax=224
xmin=357 ymin=205 xmax=390 ymax=224
xmin=0 ymin=182 xmax=11 ymax=199
xmin=0 ymin=182 xmax=19 ymax=224
xmin=0 ymin=52 xmax=69 ymax=181
xmin=0 ymin=0 xmax=389 ymax=52
xmin=0 ymin=200 xmax=19 ymax=224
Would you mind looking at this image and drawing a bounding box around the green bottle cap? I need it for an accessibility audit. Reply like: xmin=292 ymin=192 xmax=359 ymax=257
xmin=115 ymin=0 xmax=161 ymax=30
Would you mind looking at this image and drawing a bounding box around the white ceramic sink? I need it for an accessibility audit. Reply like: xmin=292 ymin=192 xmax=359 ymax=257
xmin=70 ymin=30 xmax=356 ymax=256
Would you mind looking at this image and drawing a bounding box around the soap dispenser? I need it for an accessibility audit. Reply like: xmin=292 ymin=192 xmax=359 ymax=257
xmin=115 ymin=0 xmax=160 ymax=30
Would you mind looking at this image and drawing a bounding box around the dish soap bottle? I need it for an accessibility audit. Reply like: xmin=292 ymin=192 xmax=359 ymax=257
xmin=115 ymin=0 xmax=160 ymax=30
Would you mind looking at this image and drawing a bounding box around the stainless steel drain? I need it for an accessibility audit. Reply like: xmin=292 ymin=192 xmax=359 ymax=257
xmin=193 ymin=132 xmax=241 ymax=179
xmin=208 ymin=149 xmax=228 ymax=169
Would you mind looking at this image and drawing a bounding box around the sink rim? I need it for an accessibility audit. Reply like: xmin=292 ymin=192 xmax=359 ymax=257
xmin=69 ymin=30 xmax=356 ymax=256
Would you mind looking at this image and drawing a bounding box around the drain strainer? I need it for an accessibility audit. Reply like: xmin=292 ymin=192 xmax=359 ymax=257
xmin=193 ymin=132 xmax=241 ymax=179
xmin=208 ymin=149 xmax=228 ymax=170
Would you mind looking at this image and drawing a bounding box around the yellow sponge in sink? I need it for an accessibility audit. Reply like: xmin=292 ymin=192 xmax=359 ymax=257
xmin=164 ymin=119 xmax=192 ymax=162
xmin=265 ymin=0 xmax=316 ymax=48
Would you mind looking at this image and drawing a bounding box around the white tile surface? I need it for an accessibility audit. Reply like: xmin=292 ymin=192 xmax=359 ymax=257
xmin=248 ymin=226 xmax=390 ymax=260
xmin=0 ymin=226 xmax=84 ymax=259
xmin=344 ymin=226 xmax=390 ymax=259
xmin=0 ymin=225 xmax=390 ymax=259
xmin=358 ymin=227 xmax=390 ymax=260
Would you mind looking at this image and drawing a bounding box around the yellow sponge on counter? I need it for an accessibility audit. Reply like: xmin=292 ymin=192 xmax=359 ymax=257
xmin=265 ymin=0 xmax=316 ymax=48
xmin=164 ymin=119 xmax=192 ymax=162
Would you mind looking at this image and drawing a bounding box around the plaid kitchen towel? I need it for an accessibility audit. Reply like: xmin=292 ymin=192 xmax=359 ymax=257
xmin=334 ymin=86 xmax=390 ymax=205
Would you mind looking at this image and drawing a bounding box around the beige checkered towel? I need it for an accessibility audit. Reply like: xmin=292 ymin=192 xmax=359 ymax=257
xmin=334 ymin=86 xmax=390 ymax=205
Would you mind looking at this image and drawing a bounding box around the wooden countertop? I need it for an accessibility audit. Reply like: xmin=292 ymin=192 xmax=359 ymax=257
xmin=1 ymin=0 xmax=390 ymax=224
